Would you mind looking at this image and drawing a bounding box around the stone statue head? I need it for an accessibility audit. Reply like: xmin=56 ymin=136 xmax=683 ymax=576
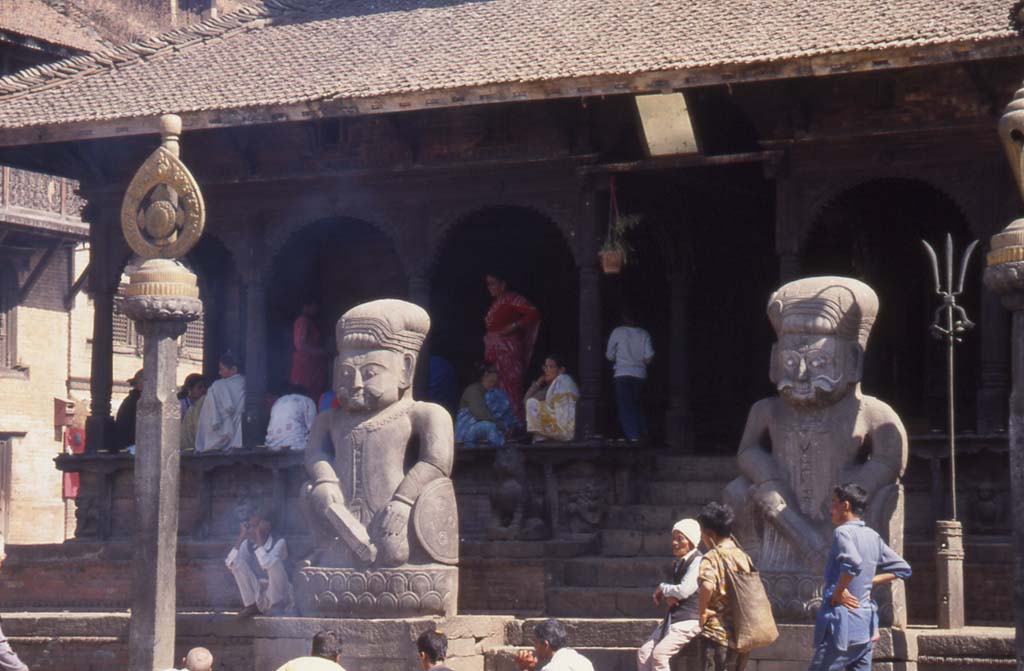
xmin=767 ymin=276 xmax=878 ymax=407
xmin=334 ymin=299 xmax=430 ymax=413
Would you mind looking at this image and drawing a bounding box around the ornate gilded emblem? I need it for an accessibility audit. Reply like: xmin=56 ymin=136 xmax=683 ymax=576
xmin=120 ymin=115 xmax=205 ymax=259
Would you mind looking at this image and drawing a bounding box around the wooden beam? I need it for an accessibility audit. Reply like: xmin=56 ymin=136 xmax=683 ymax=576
xmin=0 ymin=37 xmax=1020 ymax=149
xmin=17 ymin=240 xmax=60 ymax=304
xmin=65 ymin=260 xmax=89 ymax=309
xmin=581 ymin=150 xmax=778 ymax=174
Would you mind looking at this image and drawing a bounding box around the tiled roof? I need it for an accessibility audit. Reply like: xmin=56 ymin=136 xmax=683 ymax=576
xmin=0 ymin=0 xmax=103 ymax=52
xmin=0 ymin=0 xmax=1017 ymax=134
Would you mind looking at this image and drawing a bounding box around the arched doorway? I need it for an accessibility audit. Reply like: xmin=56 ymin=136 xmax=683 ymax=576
xmin=429 ymin=206 xmax=578 ymax=405
xmin=802 ymin=178 xmax=979 ymax=434
xmin=266 ymin=217 xmax=408 ymax=393
xmin=184 ymin=233 xmax=238 ymax=381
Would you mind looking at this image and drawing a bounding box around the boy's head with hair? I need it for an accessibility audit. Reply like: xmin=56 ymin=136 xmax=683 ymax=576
xmin=416 ymin=630 xmax=448 ymax=668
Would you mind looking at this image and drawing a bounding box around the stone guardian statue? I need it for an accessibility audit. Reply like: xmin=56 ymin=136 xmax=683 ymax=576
xmin=725 ymin=276 xmax=908 ymax=625
xmin=295 ymin=299 xmax=459 ymax=617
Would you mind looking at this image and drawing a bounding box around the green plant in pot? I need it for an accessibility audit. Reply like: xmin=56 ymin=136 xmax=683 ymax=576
xmin=600 ymin=212 xmax=641 ymax=274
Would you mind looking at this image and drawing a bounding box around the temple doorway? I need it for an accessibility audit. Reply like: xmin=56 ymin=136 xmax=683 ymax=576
xmin=429 ymin=206 xmax=578 ymax=406
xmin=266 ymin=217 xmax=408 ymax=393
xmin=184 ymin=233 xmax=238 ymax=381
xmin=802 ymin=178 xmax=979 ymax=435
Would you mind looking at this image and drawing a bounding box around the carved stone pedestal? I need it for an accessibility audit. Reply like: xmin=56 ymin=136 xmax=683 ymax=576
xmin=935 ymin=519 xmax=965 ymax=629
xmin=294 ymin=564 xmax=458 ymax=618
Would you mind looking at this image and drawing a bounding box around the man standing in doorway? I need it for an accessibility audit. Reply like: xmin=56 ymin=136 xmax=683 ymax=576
xmin=606 ymin=309 xmax=654 ymax=443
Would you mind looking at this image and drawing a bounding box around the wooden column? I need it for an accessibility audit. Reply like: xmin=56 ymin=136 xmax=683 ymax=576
xmin=242 ymin=278 xmax=268 ymax=447
xmin=85 ymin=203 xmax=117 ymax=453
xmin=576 ymin=186 xmax=603 ymax=439
xmin=665 ymin=270 xmax=692 ymax=450
xmin=409 ymin=272 xmax=431 ymax=400
xmin=771 ymin=155 xmax=802 ymax=283
xmin=978 ymin=289 xmax=1010 ymax=434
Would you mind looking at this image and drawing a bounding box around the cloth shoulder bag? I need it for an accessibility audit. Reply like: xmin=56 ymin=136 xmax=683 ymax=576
xmin=721 ymin=541 xmax=779 ymax=652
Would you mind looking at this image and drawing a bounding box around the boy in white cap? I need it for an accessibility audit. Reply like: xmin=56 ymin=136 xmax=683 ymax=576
xmin=636 ymin=519 xmax=703 ymax=671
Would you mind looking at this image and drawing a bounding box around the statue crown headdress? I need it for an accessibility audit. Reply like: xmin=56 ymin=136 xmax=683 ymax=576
xmin=767 ymin=276 xmax=878 ymax=348
xmin=337 ymin=299 xmax=430 ymax=354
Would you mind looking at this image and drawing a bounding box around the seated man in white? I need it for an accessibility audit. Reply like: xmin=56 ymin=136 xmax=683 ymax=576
xmin=226 ymin=505 xmax=293 ymax=617
xmin=196 ymin=352 xmax=246 ymax=453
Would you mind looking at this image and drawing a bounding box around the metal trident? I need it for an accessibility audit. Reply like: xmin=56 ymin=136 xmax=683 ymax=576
xmin=921 ymin=234 xmax=978 ymax=521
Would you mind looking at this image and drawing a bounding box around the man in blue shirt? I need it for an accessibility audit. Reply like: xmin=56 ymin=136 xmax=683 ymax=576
xmin=809 ymin=483 xmax=911 ymax=671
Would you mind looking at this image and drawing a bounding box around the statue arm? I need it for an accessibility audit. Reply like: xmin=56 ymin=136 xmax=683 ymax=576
xmin=304 ymin=412 xmax=339 ymax=485
xmin=392 ymin=403 xmax=454 ymax=505
xmin=736 ymin=400 xmax=788 ymax=486
xmin=848 ymin=404 xmax=907 ymax=497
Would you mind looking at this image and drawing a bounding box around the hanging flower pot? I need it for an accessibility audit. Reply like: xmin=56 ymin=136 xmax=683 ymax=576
xmin=601 ymin=176 xmax=641 ymax=275
xmin=599 ymin=246 xmax=625 ymax=274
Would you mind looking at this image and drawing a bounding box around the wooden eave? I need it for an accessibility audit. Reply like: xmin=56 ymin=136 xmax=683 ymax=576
xmin=1 ymin=36 xmax=1022 ymax=149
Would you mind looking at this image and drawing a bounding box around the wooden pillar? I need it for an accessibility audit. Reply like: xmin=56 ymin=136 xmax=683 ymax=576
xmin=576 ymin=186 xmax=603 ymax=440
xmin=85 ymin=204 xmax=117 ymax=453
xmin=978 ymin=289 xmax=1010 ymax=434
xmin=665 ymin=270 xmax=692 ymax=450
xmin=771 ymin=155 xmax=802 ymax=283
xmin=409 ymin=273 xmax=431 ymax=400
xmin=242 ymin=278 xmax=268 ymax=447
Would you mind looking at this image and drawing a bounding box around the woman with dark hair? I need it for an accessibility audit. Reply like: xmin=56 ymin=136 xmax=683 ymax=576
xmin=178 ymin=373 xmax=207 ymax=417
xmin=524 ymin=355 xmax=578 ymax=442
xmin=454 ymin=363 xmax=521 ymax=447
xmin=483 ymin=273 xmax=540 ymax=420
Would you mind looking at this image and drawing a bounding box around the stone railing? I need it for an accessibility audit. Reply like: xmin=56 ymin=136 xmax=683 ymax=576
xmin=56 ymin=441 xmax=640 ymax=544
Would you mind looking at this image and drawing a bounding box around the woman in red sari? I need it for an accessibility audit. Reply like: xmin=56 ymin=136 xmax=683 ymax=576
xmin=289 ymin=301 xmax=328 ymax=401
xmin=484 ymin=274 xmax=540 ymax=420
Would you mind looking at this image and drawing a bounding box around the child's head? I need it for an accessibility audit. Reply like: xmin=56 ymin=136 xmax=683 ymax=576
xmin=417 ymin=630 xmax=448 ymax=669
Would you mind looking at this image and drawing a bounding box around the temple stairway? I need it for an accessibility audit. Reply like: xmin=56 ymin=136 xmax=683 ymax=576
xmin=547 ymin=455 xmax=737 ymax=619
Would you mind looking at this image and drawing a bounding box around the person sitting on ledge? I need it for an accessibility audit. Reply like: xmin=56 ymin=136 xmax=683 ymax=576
xmin=417 ymin=630 xmax=455 ymax=671
xmin=195 ymin=352 xmax=245 ymax=453
xmin=455 ymin=362 xmax=521 ymax=447
xmin=516 ymin=618 xmax=594 ymax=671
xmin=226 ymin=505 xmax=293 ymax=618
xmin=637 ymin=518 xmax=703 ymax=671
xmin=524 ymin=355 xmax=578 ymax=442
xmin=266 ymin=384 xmax=317 ymax=451
xmin=275 ymin=630 xmax=346 ymax=671
xmin=113 ymin=369 xmax=143 ymax=453
xmin=177 ymin=373 xmax=207 ymax=418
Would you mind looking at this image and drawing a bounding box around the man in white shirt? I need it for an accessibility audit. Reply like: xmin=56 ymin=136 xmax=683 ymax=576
xmin=196 ymin=352 xmax=246 ymax=453
xmin=605 ymin=311 xmax=654 ymax=442
xmin=636 ymin=519 xmax=703 ymax=671
xmin=225 ymin=506 xmax=293 ymax=617
xmin=266 ymin=386 xmax=318 ymax=450
xmin=515 ymin=618 xmax=594 ymax=671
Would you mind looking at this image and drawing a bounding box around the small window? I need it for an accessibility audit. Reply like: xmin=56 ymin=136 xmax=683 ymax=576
xmin=0 ymin=267 xmax=16 ymax=369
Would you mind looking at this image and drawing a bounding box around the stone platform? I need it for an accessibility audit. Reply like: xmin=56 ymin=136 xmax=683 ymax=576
xmin=0 ymin=612 xmax=1014 ymax=671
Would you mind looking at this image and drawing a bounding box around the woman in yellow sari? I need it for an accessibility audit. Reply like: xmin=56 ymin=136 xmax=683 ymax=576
xmin=525 ymin=354 xmax=579 ymax=442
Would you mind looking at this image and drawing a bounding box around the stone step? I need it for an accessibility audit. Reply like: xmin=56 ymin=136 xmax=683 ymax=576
xmin=563 ymin=557 xmax=672 ymax=587
xmin=648 ymin=480 xmax=724 ymax=507
xmin=605 ymin=504 xmax=704 ymax=531
xmin=461 ymin=534 xmax=599 ymax=559
xmin=649 ymin=455 xmax=738 ymax=482
xmin=601 ymin=528 xmax=692 ymax=557
xmin=546 ymin=586 xmax=662 ymax=618
xmin=509 ymin=617 xmax=659 ymax=648
xmin=485 ymin=646 xmax=644 ymax=671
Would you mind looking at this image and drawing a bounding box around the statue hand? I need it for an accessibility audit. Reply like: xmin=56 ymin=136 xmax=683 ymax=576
xmin=309 ymin=480 xmax=344 ymax=512
xmin=751 ymin=481 xmax=787 ymax=518
xmin=374 ymin=499 xmax=412 ymax=565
